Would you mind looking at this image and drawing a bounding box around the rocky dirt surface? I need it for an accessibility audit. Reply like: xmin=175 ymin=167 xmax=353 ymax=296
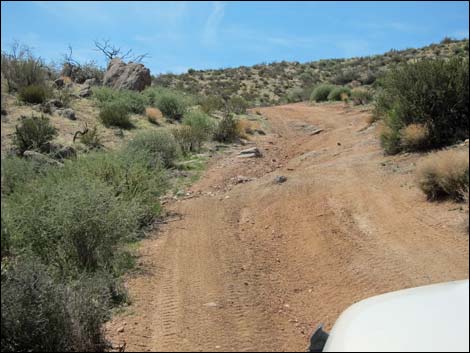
xmin=106 ymin=102 xmax=469 ymax=352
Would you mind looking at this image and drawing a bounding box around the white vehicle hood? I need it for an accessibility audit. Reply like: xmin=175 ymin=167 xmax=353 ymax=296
xmin=324 ymin=280 xmax=469 ymax=352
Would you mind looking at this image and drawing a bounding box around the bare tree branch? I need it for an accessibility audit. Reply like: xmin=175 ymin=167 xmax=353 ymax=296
xmin=93 ymin=39 xmax=149 ymax=63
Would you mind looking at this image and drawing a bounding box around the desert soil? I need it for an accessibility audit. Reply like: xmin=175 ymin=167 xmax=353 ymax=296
xmin=106 ymin=103 xmax=469 ymax=352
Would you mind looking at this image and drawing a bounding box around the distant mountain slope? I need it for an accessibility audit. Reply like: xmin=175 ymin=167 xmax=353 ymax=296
xmin=154 ymin=39 xmax=469 ymax=105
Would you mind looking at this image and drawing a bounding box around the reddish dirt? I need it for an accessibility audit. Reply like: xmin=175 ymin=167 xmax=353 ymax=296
xmin=106 ymin=103 xmax=469 ymax=352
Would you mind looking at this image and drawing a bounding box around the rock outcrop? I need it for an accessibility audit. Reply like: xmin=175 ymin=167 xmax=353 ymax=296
xmin=103 ymin=58 xmax=151 ymax=91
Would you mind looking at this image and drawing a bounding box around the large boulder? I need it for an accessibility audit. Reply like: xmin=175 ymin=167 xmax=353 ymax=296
xmin=103 ymin=58 xmax=151 ymax=91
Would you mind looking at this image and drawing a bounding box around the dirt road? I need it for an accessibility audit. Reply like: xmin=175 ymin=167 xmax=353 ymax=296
xmin=107 ymin=103 xmax=469 ymax=352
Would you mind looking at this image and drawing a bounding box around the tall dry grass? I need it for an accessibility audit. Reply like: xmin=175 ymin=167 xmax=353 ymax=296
xmin=416 ymin=149 xmax=469 ymax=201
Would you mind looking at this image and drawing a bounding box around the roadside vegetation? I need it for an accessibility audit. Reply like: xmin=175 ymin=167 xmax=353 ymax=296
xmin=1 ymin=36 xmax=468 ymax=352
xmin=1 ymin=42 xmax=251 ymax=352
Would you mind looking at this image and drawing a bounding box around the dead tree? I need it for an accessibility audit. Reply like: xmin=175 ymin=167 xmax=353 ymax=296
xmin=93 ymin=39 xmax=149 ymax=63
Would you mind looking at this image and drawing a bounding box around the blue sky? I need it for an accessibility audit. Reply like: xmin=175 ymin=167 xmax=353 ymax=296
xmin=1 ymin=1 xmax=469 ymax=74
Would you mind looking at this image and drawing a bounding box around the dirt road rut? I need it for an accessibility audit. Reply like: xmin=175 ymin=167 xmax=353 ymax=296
xmin=107 ymin=103 xmax=469 ymax=352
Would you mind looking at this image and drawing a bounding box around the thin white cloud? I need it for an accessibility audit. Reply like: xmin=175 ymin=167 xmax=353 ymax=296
xmin=202 ymin=1 xmax=225 ymax=46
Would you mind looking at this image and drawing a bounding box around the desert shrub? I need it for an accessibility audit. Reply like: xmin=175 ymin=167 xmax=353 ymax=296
xmin=183 ymin=110 xmax=216 ymax=142
xmin=199 ymin=95 xmax=225 ymax=114
xmin=18 ymin=84 xmax=49 ymax=104
xmin=99 ymin=102 xmax=133 ymax=129
xmin=416 ymin=149 xmax=469 ymax=201
xmin=62 ymin=61 xmax=104 ymax=84
xmin=310 ymin=84 xmax=335 ymax=102
xmin=1 ymin=258 xmax=114 ymax=352
xmin=70 ymin=151 xmax=166 ymax=226
xmin=1 ymin=43 xmax=48 ymax=92
xmin=286 ymin=87 xmax=304 ymax=103
xmin=332 ymin=69 xmax=360 ymax=85
xmin=156 ymin=92 xmax=188 ymax=121
xmin=145 ymin=107 xmax=163 ymax=125
xmin=400 ymin=123 xmax=430 ymax=151
xmin=126 ymin=130 xmax=180 ymax=168
xmin=79 ymin=125 xmax=102 ymax=149
xmin=376 ymin=58 xmax=469 ymax=153
xmin=93 ymin=87 xmax=146 ymax=114
xmin=327 ymin=86 xmax=351 ymax=101
xmin=3 ymin=173 xmax=141 ymax=276
xmin=1 ymin=156 xmax=52 ymax=195
xmin=379 ymin=111 xmax=403 ymax=155
xmin=227 ymin=95 xmax=248 ymax=114
xmin=13 ymin=115 xmax=57 ymax=154
xmin=55 ymin=86 xmax=73 ymax=108
xmin=214 ymin=114 xmax=239 ymax=142
xmin=172 ymin=125 xmax=199 ymax=155
xmin=351 ymin=87 xmax=373 ymax=105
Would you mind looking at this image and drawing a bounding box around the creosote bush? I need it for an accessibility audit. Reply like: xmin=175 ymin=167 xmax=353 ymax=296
xmin=1 ymin=258 xmax=116 ymax=352
xmin=310 ymin=84 xmax=335 ymax=102
xmin=13 ymin=115 xmax=57 ymax=155
xmin=183 ymin=110 xmax=216 ymax=142
xmin=18 ymin=84 xmax=49 ymax=104
xmin=199 ymin=95 xmax=225 ymax=114
xmin=4 ymin=174 xmax=140 ymax=275
xmin=156 ymin=92 xmax=188 ymax=121
xmin=377 ymin=57 xmax=469 ymax=154
xmin=99 ymin=102 xmax=133 ymax=129
xmin=92 ymin=87 xmax=146 ymax=114
xmin=1 ymin=43 xmax=48 ymax=92
xmin=416 ymin=149 xmax=469 ymax=201
xmin=126 ymin=130 xmax=180 ymax=168
xmin=327 ymin=86 xmax=351 ymax=101
xmin=227 ymin=95 xmax=248 ymax=114
xmin=214 ymin=114 xmax=239 ymax=142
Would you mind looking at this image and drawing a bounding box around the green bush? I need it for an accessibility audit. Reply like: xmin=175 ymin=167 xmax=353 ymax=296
xmin=227 ymin=95 xmax=248 ymax=114
xmin=79 ymin=125 xmax=102 ymax=149
xmin=13 ymin=115 xmax=57 ymax=155
xmin=214 ymin=114 xmax=239 ymax=142
xmin=156 ymin=92 xmax=188 ymax=121
xmin=327 ymin=86 xmax=351 ymax=101
xmin=351 ymin=87 xmax=373 ymax=105
xmin=310 ymin=84 xmax=335 ymax=102
xmin=1 ymin=156 xmax=52 ymax=195
xmin=332 ymin=69 xmax=360 ymax=85
xmin=92 ymin=87 xmax=146 ymax=114
xmin=286 ymin=88 xmax=304 ymax=103
xmin=18 ymin=84 xmax=49 ymax=104
xmin=172 ymin=125 xmax=199 ymax=155
xmin=3 ymin=173 xmax=141 ymax=276
xmin=1 ymin=258 xmax=114 ymax=352
xmin=126 ymin=130 xmax=180 ymax=168
xmin=1 ymin=43 xmax=48 ymax=92
xmin=55 ymin=86 xmax=73 ymax=108
xmin=376 ymin=58 xmax=469 ymax=153
xmin=73 ymin=151 xmax=167 ymax=226
xmin=199 ymin=95 xmax=225 ymax=114
xmin=99 ymin=102 xmax=133 ymax=129
xmin=183 ymin=110 xmax=216 ymax=142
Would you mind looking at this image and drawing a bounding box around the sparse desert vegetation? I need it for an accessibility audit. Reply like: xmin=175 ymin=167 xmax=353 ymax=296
xmin=1 ymin=4 xmax=469 ymax=350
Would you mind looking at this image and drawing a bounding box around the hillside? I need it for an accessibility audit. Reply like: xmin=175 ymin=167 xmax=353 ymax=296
xmin=155 ymin=39 xmax=469 ymax=105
